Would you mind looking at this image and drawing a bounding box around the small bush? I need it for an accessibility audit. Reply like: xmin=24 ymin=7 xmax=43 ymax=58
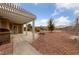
xmin=35 ymin=27 xmax=41 ymax=32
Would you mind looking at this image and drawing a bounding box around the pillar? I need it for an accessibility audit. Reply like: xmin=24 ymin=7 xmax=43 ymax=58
xmin=32 ymin=20 xmax=35 ymax=40
xmin=26 ymin=24 xmax=27 ymax=35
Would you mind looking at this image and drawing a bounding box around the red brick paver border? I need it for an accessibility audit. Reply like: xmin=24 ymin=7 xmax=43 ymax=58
xmin=0 ymin=43 xmax=13 ymax=55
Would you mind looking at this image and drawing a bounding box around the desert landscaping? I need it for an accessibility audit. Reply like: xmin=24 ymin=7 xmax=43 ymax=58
xmin=32 ymin=30 xmax=79 ymax=55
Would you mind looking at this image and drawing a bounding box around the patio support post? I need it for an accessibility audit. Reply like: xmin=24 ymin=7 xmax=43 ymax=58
xmin=32 ymin=20 xmax=35 ymax=40
xmin=26 ymin=24 xmax=27 ymax=35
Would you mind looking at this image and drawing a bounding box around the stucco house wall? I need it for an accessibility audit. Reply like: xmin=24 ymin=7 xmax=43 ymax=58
xmin=0 ymin=17 xmax=23 ymax=34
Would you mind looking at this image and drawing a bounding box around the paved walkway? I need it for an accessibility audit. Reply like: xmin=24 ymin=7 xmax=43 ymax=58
xmin=11 ymin=32 xmax=41 ymax=55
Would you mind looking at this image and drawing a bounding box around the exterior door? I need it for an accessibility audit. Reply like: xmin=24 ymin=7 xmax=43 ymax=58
xmin=12 ymin=25 xmax=18 ymax=34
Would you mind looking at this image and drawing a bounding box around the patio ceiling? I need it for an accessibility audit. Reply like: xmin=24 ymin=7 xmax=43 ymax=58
xmin=0 ymin=3 xmax=36 ymax=24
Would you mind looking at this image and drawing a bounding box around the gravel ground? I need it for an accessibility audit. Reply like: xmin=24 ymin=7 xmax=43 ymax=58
xmin=32 ymin=30 xmax=79 ymax=55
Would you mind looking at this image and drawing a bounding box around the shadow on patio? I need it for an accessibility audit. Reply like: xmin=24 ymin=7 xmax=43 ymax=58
xmin=11 ymin=31 xmax=41 ymax=55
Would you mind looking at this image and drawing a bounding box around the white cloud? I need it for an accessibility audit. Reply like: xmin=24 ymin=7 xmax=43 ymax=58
xmin=51 ymin=10 xmax=59 ymax=17
xmin=34 ymin=17 xmax=71 ymax=27
xmin=52 ymin=3 xmax=79 ymax=17
xmin=35 ymin=16 xmax=71 ymax=27
xmin=26 ymin=17 xmax=71 ymax=28
xmin=25 ymin=19 xmax=48 ymax=26
xmin=51 ymin=3 xmax=79 ymax=27
xmin=74 ymin=10 xmax=79 ymax=17
xmin=35 ymin=19 xmax=48 ymax=26
xmin=56 ymin=3 xmax=79 ymax=10
xmin=54 ymin=16 xmax=71 ymax=27
xmin=56 ymin=3 xmax=71 ymax=9
xmin=33 ymin=3 xmax=79 ymax=27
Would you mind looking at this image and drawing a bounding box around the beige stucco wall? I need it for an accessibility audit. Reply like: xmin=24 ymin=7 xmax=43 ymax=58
xmin=0 ymin=17 xmax=23 ymax=34
xmin=9 ymin=23 xmax=23 ymax=34
xmin=0 ymin=18 xmax=10 ymax=30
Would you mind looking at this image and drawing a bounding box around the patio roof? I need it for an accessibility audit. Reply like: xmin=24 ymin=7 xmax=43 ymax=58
xmin=0 ymin=3 xmax=36 ymax=24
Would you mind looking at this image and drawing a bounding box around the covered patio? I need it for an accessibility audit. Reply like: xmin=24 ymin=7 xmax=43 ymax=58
xmin=0 ymin=3 xmax=36 ymax=54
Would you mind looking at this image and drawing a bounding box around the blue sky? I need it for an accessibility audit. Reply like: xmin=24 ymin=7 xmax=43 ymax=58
xmin=20 ymin=3 xmax=79 ymax=27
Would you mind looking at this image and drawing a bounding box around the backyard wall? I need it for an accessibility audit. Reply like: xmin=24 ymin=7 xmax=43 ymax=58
xmin=0 ymin=18 xmax=10 ymax=30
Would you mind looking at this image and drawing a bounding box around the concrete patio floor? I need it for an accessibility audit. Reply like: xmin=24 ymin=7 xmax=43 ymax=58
xmin=11 ymin=32 xmax=41 ymax=55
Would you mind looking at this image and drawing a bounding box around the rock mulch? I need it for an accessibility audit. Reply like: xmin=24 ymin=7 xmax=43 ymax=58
xmin=32 ymin=31 xmax=79 ymax=55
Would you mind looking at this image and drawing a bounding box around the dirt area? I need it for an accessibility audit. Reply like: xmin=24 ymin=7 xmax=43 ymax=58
xmin=32 ymin=30 xmax=79 ymax=55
